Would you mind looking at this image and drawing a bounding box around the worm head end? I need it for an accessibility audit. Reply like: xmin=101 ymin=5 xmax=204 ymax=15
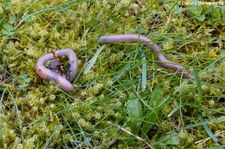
xmin=183 ymin=71 xmax=191 ymax=79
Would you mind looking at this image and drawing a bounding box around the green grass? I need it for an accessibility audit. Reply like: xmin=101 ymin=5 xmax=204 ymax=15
xmin=0 ymin=0 xmax=225 ymax=148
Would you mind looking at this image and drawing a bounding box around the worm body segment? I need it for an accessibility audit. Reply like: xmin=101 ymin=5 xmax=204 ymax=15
xmin=36 ymin=49 xmax=78 ymax=92
xmin=98 ymin=34 xmax=191 ymax=78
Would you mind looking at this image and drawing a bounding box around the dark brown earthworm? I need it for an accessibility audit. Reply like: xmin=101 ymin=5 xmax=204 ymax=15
xmin=98 ymin=34 xmax=191 ymax=78
xmin=36 ymin=49 xmax=78 ymax=92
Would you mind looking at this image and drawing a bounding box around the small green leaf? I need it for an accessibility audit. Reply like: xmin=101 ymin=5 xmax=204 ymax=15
xmin=9 ymin=15 xmax=16 ymax=24
xmin=211 ymin=7 xmax=222 ymax=22
xmin=172 ymin=5 xmax=183 ymax=14
xmin=23 ymin=77 xmax=31 ymax=83
xmin=220 ymin=50 xmax=225 ymax=55
xmin=154 ymin=132 xmax=180 ymax=146
xmin=188 ymin=4 xmax=205 ymax=22
xmin=194 ymin=15 xmax=205 ymax=22
xmin=18 ymin=84 xmax=28 ymax=90
xmin=126 ymin=99 xmax=143 ymax=134
xmin=127 ymin=99 xmax=143 ymax=119
xmin=1 ymin=29 xmax=14 ymax=36
xmin=202 ymin=6 xmax=212 ymax=15
xmin=149 ymin=87 xmax=164 ymax=107
xmin=5 ymin=2 xmax=11 ymax=10
xmin=221 ymin=6 xmax=225 ymax=11
xmin=4 ymin=23 xmax=14 ymax=31
xmin=141 ymin=87 xmax=164 ymax=136
xmin=18 ymin=75 xmax=31 ymax=90
xmin=21 ymin=75 xmax=31 ymax=82
xmin=188 ymin=5 xmax=203 ymax=17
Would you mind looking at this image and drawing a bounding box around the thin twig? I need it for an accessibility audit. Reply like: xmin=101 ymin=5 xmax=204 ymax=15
xmin=195 ymin=130 xmax=225 ymax=144
xmin=115 ymin=124 xmax=154 ymax=149
xmin=51 ymin=48 xmax=64 ymax=72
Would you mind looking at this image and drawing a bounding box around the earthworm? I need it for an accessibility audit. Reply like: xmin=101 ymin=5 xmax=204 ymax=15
xmin=98 ymin=34 xmax=191 ymax=78
xmin=36 ymin=49 xmax=78 ymax=92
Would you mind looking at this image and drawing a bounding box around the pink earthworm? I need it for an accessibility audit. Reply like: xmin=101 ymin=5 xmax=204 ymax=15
xmin=36 ymin=49 xmax=78 ymax=92
xmin=98 ymin=34 xmax=191 ymax=78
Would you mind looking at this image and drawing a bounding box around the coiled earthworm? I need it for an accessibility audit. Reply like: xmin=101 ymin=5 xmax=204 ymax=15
xmin=98 ymin=34 xmax=191 ymax=78
xmin=36 ymin=49 xmax=78 ymax=92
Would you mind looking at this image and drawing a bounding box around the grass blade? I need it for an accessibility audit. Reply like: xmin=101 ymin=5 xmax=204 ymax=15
xmin=141 ymin=51 xmax=147 ymax=92
xmin=8 ymin=92 xmax=24 ymax=143
xmin=199 ymin=117 xmax=218 ymax=143
xmin=0 ymin=88 xmax=7 ymax=149
xmin=44 ymin=123 xmax=61 ymax=149
xmin=206 ymin=144 xmax=225 ymax=149
xmin=84 ymin=45 xmax=106 ymax=74
xmin=193 ymin=68 xmax=203 ymax=103
xmin=14 ymin=0 xmax=81 ymax=30
xmin=112 ymin=63 xmax=131 ymax=81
